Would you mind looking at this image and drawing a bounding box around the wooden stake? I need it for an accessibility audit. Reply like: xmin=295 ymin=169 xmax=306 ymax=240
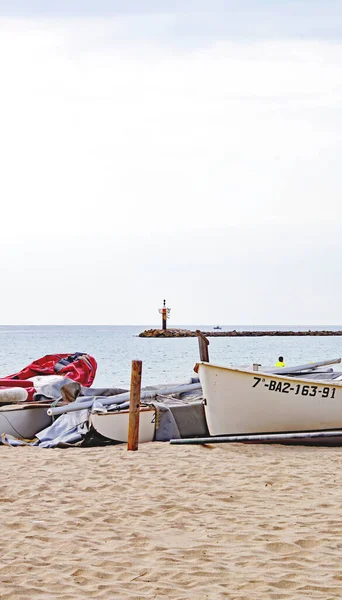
xmin=196 ymin=330 xmax=210 ymax=362
xmin=127 ymin=360 xmax=142 ymax=451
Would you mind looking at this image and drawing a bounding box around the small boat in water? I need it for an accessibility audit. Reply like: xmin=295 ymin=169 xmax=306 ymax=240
xmin=213 ymin=326 xmax=222 ymax=330
xmin=195 ymin=358 xmax=342 ymax=437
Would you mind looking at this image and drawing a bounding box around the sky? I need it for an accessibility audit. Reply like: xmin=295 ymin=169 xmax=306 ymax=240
xmin=1 ymin=1 xmax=342 ymax=325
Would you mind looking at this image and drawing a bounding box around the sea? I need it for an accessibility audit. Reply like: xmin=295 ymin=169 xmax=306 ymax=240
xmin=1 ymin=325 xmax=342 ymax=389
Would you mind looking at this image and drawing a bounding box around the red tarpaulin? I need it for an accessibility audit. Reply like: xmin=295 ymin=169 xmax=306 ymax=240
xmin=0 ymin=353 xmax=97 ymax=400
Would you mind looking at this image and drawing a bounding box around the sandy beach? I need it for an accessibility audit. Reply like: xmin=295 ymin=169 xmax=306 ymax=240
xmin=1 ymin=442 xmax=342 ymax=599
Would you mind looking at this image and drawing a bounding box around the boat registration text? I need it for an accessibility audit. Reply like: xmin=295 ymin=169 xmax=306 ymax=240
xmin=252 ymin=377 xmax=336 ymax=399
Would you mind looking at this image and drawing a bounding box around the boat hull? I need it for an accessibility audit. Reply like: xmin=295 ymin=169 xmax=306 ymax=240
xmin=197 ymin=362 xmax=342 ymax=436
xmin=0 ymin=404 xmax=52 ymax=439
xmin=90 ymin=407 xmax=156 ymax=443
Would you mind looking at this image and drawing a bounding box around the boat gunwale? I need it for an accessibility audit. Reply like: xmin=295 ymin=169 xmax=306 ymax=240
xmin=90 ymin=406 xmax=155 ymax=418
xmin=0 ymin=403 xmax=56 ymax=412
xmin=195 ymin=361 xmax=342 ymax=387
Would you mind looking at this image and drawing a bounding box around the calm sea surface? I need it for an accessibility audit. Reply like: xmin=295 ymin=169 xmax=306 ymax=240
xmin=1 ymin=325 xmax=342 ymax=388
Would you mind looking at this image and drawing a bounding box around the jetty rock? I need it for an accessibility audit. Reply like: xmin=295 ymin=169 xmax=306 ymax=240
xmin=139 ymin=329 xmax=196 ymax=338
xmin=139 ymin=329 xmax=342 ymax=338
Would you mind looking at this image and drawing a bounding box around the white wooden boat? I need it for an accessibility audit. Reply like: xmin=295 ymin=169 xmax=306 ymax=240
xmin=196 ymin=361 xmax=342 ymax=436
xmin=0 ymin=403 xmax=52 ymax=439
xmin=90 ymin=407 xmax=156 ymax=443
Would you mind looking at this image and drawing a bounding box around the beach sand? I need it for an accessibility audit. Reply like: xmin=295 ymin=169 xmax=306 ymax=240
xmin=1 ymin=442 xmax=342 ymax=599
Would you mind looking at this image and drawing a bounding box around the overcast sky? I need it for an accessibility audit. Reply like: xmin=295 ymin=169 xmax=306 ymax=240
xmin=1 ymin=1 xmax=342 ymax=325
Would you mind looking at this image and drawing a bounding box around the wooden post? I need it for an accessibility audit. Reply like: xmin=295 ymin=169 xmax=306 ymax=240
xmin=196 ymin=330 xmax=210 ymax=362
xmin=127 ymin=360 xmax=142 ymax=451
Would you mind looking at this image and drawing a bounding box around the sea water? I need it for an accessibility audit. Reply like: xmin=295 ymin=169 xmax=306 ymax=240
xmin=0 ymin=325 xmax=342 ymax=388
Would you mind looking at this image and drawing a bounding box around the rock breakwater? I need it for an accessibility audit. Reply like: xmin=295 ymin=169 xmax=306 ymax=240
xmin=139 ymin=329 xmax=342 ymax=338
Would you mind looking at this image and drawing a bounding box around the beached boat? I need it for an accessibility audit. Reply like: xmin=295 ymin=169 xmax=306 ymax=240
xmin=196 ymin=359 xmax=342 ymax=436
xmin=90 ymin=407 xmax=156 ymax=443
xmin=0 ymin=352 xmax=97 ymax=442
xmin=0 ymin=403 xmax=52 ymax=439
